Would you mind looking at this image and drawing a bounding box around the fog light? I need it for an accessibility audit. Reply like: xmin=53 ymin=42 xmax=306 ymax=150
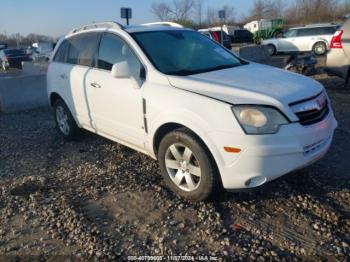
xmin=245 ymin=176 xmax=267 ymax=188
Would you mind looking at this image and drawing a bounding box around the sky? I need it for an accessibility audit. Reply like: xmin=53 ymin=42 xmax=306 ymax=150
xmin=0 ymin=0 xmax=255 ymax=37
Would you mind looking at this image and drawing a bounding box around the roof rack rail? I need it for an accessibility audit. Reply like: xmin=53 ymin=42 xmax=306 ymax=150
xmin=70 ymin=21 xmax=124 ymax=34
xmin=141 ymin=22 xmax=183 ymax=28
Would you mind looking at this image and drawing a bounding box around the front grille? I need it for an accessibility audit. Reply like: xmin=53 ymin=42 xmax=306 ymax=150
xmin=290 ymin=92 xmax=330 ymax=126
xmin=296 ymin=101 xmax=329 ymax=125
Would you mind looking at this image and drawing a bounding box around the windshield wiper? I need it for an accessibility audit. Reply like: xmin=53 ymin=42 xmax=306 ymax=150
xmin=202 ymin=64 xmax=241 ymax=73
xmin=167 ymin=69 xmax=196 ymax=76
xmin=167 ymin=64 xmax=243 ymax=76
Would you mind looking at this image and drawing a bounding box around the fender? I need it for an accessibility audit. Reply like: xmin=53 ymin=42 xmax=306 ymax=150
xmin=147 ymin=108 xmax=227 ymax=176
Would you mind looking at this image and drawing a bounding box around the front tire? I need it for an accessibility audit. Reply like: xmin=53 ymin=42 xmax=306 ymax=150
xmin=313 ymin=42 xmax=327 ymax=56
xmin=158 ymin=128 xmax=219 ymax=201
xmin=53 ymin=99 xmax=80 ymax=140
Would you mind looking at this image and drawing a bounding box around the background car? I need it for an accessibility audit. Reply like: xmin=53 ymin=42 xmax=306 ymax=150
xmin=263 ymin=23 xmax=338 ymax=56
xmin=0 ymin=43 xmax=8 ymax=50
xmin=198 ymin=29 xmax=232 ymax=49
xmin=326 ymin=18 xmax=350 ymax=84
xmin=0 ymin=48 xmax=32 ymax=70
xmin=230 ymin=29 xmax=254 ymax=44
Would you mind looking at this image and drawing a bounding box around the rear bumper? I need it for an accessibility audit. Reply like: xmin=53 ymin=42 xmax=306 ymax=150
xmin=326 ymin=49 xmax=349 ymax=79
xmin=208 ymin=111 xmax=337 ymax=190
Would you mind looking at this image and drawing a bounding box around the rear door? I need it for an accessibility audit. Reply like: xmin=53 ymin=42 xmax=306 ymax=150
xmin=316 ymin=26 xmax=337 ymax=46
xmin=85 ymin=33 xmax=145 ymax=148
xmin=63 ymin=33 xmax=100 ymax=128
xmin=294 ymin=28 xmax=314 ymax=51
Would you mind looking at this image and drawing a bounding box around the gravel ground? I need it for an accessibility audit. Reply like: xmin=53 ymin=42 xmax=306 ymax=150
xmin=0 ymin=74 xmax=349 ymax=261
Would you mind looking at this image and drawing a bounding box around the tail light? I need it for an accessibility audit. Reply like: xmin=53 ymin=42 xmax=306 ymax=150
xmin=330 ymin=30 xmax=343 ymax=49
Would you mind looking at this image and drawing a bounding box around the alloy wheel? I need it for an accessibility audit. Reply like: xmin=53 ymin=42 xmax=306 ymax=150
xmin=56 ymin=105 xmax=70 ymax=135
xmin=314 ymin=43 xmax=326 ymax=55
xmin=164 ymin=143 xmax=201 ymax=192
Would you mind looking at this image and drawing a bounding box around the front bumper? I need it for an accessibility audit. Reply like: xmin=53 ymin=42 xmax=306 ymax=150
xmin=208 ymin=111 xmax=338 ymax=190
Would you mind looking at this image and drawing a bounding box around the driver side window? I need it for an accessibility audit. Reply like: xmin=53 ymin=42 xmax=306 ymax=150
xmin=97 ymin=33 xmax=141 ymax=80
xmin=285 ymin=30 xmax=297 ymax=38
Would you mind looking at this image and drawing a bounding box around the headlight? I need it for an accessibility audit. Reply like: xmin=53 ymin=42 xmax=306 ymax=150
xmin=232 ymin=105 xmax=289 ymax=134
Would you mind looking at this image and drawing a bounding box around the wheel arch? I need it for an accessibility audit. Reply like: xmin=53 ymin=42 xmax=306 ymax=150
xmin=49 ymin=91 xmax=81 ymax=127
xmin=49 ymin=92 xmax=63 ymax=107
xmin=312 ymin=40 xmax=328 ymax=52
xmin=152 ymin=122 xmax=223 ymax=186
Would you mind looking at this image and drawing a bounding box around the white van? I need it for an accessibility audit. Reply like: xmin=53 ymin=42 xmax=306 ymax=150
xmin=47 ymin=22 xmax=337 ymax=201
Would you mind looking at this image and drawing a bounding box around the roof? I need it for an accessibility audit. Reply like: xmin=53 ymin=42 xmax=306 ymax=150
xmin=125 ymin=25 xmax=191 ymax=33
xmin=68 ymin=21 xmax=190 ymax=36
xmin=290 ymin=23 xmax=337 ymax=30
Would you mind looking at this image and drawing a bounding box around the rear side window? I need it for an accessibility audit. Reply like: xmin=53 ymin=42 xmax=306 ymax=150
xmin=66 ymin=33 xmax=100 ymax=66
xmin=297 ymin=27 xmax=336 ymax=37
xmin=316 ymin=27 xmax=336 ymax=35
xmin=54 ymin=40 xmax=68 ymax=63
xmin=297 ymin=28 xmax=315 ymax=37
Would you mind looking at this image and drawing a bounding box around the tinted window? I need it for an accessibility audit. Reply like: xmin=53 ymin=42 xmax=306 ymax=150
xmin=97 ymin=33 xmax=141 ymax=79
xmin=66 ymin=33 xmax=100 ymax=66
xmin=316 ymin=26 xmax=336 ymax=35
xmin=297 ymin=28 xmax=315 ymax=37
xmin=234 ymin=30 xmax=248 ymax=36
xmin=5 ymin=49 xmax=26 ymax=55
xmin=54 ymin=40 xmax=68 ymax=63
xmin=297 ymin=27 xmax=336 ymax=36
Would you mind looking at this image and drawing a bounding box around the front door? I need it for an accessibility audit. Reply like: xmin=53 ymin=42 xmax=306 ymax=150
xmin=86 ymin=33 xmax=146 ymax=149
xmin=279 ymin=29 xmax=298 ymax=52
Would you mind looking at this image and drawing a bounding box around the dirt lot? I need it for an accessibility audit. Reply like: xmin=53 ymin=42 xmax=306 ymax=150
xmin=0 ymin=73 xmax=349 ymax=261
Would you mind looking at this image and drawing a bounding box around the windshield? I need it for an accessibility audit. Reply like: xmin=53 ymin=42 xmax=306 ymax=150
xmin=131 ymin=30 xmax=243 ymax=76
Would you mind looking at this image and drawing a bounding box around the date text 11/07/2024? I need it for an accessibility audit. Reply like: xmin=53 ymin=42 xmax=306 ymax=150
xmin=127 ymin=255 xmax=219 ymax=261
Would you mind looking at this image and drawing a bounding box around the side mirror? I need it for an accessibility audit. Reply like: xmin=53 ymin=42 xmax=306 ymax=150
xmin=111 ymin=61 xmax=130 ymax=78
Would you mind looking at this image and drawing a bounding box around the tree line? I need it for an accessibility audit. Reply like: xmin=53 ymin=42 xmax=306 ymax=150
xmin=0 ymin=33 xmax=55 ymax=48
xmin=151 ymin=0 xmax=350 ymax=28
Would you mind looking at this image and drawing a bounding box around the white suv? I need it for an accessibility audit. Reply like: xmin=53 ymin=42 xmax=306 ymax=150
xmin=47 ymin=22 xmax=337 ymax=201
xmin=263 ymin=24 xmax=338 ymax=56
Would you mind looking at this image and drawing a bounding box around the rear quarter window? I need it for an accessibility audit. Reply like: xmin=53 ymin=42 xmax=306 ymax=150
xmin=53 ymin=40 xmax=69 ymax=63
xmin=66 ymin=33 xmax=100 ymax=66
xmin=317 ymin=27 xmax=336 ymax=35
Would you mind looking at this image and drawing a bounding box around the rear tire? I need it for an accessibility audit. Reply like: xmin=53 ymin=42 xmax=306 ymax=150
xmin=53 ymin=99 xmax=80 ymax=140
xmin=158 ymin=128 xmax=219 ymax=201
xmin=266 ymin=44 xmax=276 ymax=56
xmin=312 ymin=42 xmax=327 ymax=56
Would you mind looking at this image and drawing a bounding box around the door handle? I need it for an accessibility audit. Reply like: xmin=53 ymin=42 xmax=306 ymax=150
xmin=90 ymin=82 xmax=101 ymax=88
xmin=60 ymin=74 xmax=66 ymax=79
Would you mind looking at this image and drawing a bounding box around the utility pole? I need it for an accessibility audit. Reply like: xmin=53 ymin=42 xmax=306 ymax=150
xmin=218 ymin=10 xmax=226 ymax=45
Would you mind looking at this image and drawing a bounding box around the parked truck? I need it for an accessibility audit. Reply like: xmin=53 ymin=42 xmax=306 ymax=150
xmin=244 ymin=18 xmax=284 ymax=43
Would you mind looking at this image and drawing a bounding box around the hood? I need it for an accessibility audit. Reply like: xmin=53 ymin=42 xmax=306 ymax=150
xmin=167 ymin=62 xmax=323 ymax=108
